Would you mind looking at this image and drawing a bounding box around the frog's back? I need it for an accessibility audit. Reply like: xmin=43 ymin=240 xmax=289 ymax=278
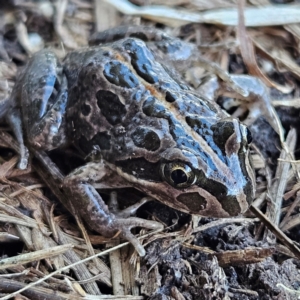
xmin=64 ymin=38 xmax=225 ymax=160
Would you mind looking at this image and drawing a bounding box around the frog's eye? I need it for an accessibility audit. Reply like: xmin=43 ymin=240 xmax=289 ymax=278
xmin=161 ymin=162 xmax=196 ymax=188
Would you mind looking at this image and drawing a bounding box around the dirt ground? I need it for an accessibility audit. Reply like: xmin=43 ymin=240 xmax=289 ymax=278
xmin=1 ymin=0 xmax=300 ymax=299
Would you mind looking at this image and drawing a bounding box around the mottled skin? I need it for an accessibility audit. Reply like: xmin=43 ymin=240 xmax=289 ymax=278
xmin=7 ymin=28 xmax=261 ymax=255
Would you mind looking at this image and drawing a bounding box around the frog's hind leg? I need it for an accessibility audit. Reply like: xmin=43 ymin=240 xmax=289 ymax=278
xmin=25 ymin=74 xmax=69 ymax=151
xmin=5 ymin=73 xmax=69 ymax=170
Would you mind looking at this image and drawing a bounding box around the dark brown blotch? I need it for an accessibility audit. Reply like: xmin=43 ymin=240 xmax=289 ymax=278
xmin=129 ymin=32 xmax=149 ymax=41
xmin=81 ymin=103 xmax=91 ymax=116
xmin=132 ymin=127 xmax=160 ymax=151
xmin=52 ymin=135 xmax=62 ymax=148
xmin=116 ymin=158 xmax=161 ymax=181
xmin=77 ymin=131 xmax=111 ymax=155
xmin=92 ymin=73 xmax=97 ymax=83
xmin=96 ymin=90 xmax=126 ymax=125
xmin=195 ymin=170 xmax=241 ymax=216
xmin=211 ymin=121 xmax=235 ymax=156
xmin=87 ymin=61 xmax=94 ymax=67
xmin=92 ymin=131 xmax=111 ymax=150
xmin=176 ymin=193 xmax=207 ymax=212
xmin=142 ymin=96 xmax=166 ymax=118
xmin=165 ymin=91 xmax=176 ymax=103
xmin=225 ymin=132 xmax=239 ymax=156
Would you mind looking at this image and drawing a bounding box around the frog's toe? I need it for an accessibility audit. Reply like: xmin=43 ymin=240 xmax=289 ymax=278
xmin=112 ymin=196 xmax=154 ymax=218
xmin=114 ymin=218 xmax=163 ymax=256
xmin=17 ymin=146 xmax=29 ymax=170
xmin=120 ymin=229 xmax=146 ymax=256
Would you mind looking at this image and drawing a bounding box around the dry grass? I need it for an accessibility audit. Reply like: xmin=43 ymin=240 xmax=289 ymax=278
xmin=1 ymin=0 xmax=300 ymax=299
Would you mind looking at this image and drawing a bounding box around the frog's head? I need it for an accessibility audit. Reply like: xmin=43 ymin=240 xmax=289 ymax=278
xmin=113 ymin=92 xmax=255 ymax=217
xmin=157 ymin=118 xmax=255 ymax=217
xmin=120 ymin=87 xmax=256 ymax=217
xmin=116 ymin=114 xmax=255 ymax=217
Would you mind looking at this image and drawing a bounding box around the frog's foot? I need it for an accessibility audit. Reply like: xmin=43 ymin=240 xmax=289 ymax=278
xmin=112 ymin=217 xmax=163 ymax=256
xmin=106 ymin=193 xmax=162 ymax=256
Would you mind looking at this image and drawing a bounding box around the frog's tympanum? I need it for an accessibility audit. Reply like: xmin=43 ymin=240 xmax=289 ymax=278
xmin=7 ymin=27 xmax=257 ymax=256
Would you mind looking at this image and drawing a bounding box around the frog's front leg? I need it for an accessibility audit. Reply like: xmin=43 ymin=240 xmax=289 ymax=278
xmin=63 ymin=161 xmax=163 ymax=256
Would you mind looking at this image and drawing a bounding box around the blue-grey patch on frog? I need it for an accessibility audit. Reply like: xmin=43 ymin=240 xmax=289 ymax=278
xmin=185 ymin=116 xmax=226 ymax=163
xmin=96 ymin=90 xmax=126 ymax=125
xmin=122 ymin=39 xmax=159 ymax=84
xmin=155 ymin=37 xmax=187 ymax=56
xmin=103 ymin=61 xmax=140 ymax=88
xmin=157 ymin=80 xmax=218 ymax=117
xmin=131 ymin=126 xmax=160 ymax=151
xmin=142 ymin=96 xmax=217 ymax=171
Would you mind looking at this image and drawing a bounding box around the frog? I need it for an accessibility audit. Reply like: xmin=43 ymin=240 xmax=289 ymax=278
xmin=6 ymin=26 xmax=261 ymax=256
